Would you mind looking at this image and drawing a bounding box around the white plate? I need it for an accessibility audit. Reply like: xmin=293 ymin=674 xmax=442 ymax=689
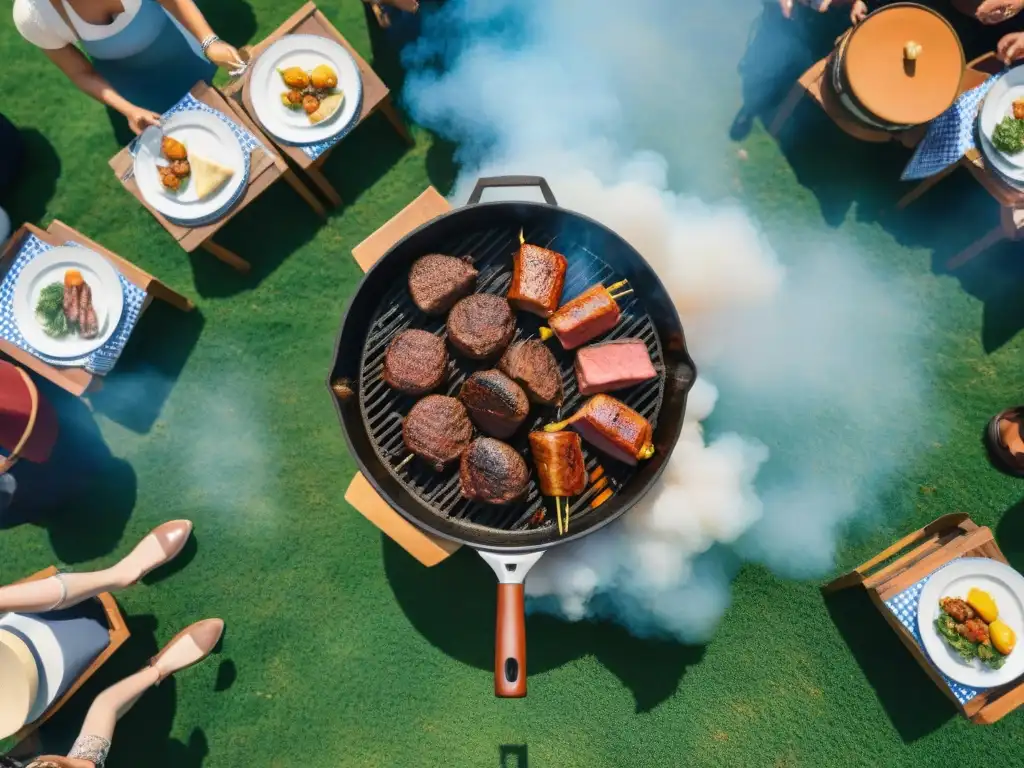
xmin=918 ymin=557 xmax=1024 ymax=689
xmin=13 ymin=246 xmax=125 ymax=360
xmin=133 ymin=111 xmax=247 ymax=223
xmin=248 ymin=34 xmax=362 ymax=145
xmin=979 ymin=66 xmax=1024 ymax=170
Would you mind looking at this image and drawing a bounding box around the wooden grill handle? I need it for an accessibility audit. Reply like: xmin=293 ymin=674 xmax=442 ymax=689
xmin=0 ymin=368 xmax=39 ymax=475
xmin=494 ymin=583 xmax=528 ymax=698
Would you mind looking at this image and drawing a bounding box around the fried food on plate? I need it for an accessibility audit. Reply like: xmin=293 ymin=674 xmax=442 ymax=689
xmin=1014 ymin=98 xmax=1024 ymax=120
xmin=302 ymin=94 xmax=320 ymax=115
xmin=278 ymin=66 xmax=309 ymax=89
xmin=940 ymin=596 xmax=975 ymax=623
xmin=161 ymin=136 xmax=187 ymax=161
xmin=310 ymin=63 xmax=338 ymax=90
xmin=190 ymin=153 xmax=235 ymax=200
xmin=309 ymin=92 xmax=344 ymax=124
xmin=169 ymin=159 xmax=190 ymax=178
xmin=160 ymin=171 xmax=181 ymax=191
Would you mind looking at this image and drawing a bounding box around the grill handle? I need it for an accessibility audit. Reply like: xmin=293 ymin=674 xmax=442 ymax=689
xmin=495 ymin=584 xmax=528 ymax=698
xmin=467 ymin=176 xmax=558 ymax=206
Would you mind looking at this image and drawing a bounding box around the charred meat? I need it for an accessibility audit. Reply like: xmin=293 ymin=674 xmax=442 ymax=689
xmin=528 ymin=431 xmax=586 ymax=498
xmin=507 ymin=243 xmax=567 ymax=318
xmin=460 ymin=437 xmax=530 ymax=504
xmin=499 ymin=340 xmax=563 ymax=406
xmin=940 ymin=597 xmax=976 ymax=624
xmin=383 ymin=329 xmax=448 ymax=395
xmin=446 ymin=294 xmax=515 ymax=360
xmin=551 ymin=393 xmax=653 ymax=466
xmin=575 ymin=338 xmax=656 ymax=395
xmin=408 ymin=254 xmax=479 ymax=315
xmin=458 ymin=370 xmax=529 ymax=439
xmin=78 ymin=282 xmax=99 ymax=339
xmin=957 ymin=618 xmax=991 ymax=645
xmin=402 ymin=395 xmax=473 ymax=471
xmin=546 ymin=284 xmax=621 ymax=350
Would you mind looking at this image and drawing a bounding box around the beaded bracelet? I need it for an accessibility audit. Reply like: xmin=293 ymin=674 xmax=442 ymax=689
xmin=200 ymin=34 xmax=220 ymax=56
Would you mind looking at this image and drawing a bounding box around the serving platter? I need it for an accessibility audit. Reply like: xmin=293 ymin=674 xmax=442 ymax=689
xmin=13 ymin=246 xmax=125 ymax=361
xmin=247 ymin=34 xmax=363 ymax=145
xmin=979 ymin=66 xmax=1024 ymax=170
xmin=918 ymin=557 xmax=1024 ymax=689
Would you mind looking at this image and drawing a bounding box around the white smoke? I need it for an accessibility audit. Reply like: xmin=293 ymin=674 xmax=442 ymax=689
xmin=403 ymin=0 xmax=929 ymax=641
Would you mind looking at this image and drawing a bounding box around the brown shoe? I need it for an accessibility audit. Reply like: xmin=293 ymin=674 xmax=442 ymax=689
xmin=987 ymin=407 xmax=1024 ymax=478
xmin=122 ymin=520 xmax=193 ymax=585
xmin=150 ymin=618 xmax=224 ymax=683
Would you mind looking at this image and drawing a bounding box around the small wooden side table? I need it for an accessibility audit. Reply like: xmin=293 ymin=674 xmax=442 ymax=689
xmin=222 ymin=2 xmax=414 ymax=208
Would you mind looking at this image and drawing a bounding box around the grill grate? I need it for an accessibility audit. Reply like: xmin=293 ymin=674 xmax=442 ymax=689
xmin=358 ymin=224 xmax=666 ymax=535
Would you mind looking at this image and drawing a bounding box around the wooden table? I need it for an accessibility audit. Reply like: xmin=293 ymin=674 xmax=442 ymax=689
xmin=108 ymin=81 xmax=326 ymax=274
xmin=0 ymin=220 xmax=193 ymax=397
xmin=222 ymin=2 xmax=414 ymax=208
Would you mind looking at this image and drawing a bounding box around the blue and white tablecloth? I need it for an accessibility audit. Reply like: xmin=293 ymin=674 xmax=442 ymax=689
xmin=883 ymin=559 xmax=981 ymax=705
xmin=0 ymin=235 xmax=146 ymax=375
xmin=902 ymin=77 xmax=1001 ymax=181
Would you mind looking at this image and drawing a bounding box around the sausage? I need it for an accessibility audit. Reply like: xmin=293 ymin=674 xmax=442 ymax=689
xmin=546 ymin=284 xmax=621 ymax=349
xmin=64 ymin=283 xmax=80 ymax=326
xmin=554 ymin=394 xmax=653 ymax=466
xmin=528 ymin=431 xmax=586 ymax=497
xmin=78 ymin=282 xmax=92 ymax=333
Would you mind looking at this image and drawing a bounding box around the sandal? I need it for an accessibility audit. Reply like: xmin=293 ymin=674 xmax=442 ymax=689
xmin=986 ymin=407 xmax=1024 ymax=478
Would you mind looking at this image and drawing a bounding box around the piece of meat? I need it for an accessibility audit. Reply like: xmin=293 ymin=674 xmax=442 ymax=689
xmin=546 ymin=284 xmax=621 ymax=350
xmin=458 ymin=370 xmax=529 ymax=439
xmin=499 ymin=340 xmax=563 ymax=406
xmin=408 ymin=254 xmax=479 ymax=315
xmin=941 ymin=597 xmax=976 ymax=623
xmin=957 ymin=618 xmax=991 ymax=645
xmin=528 ymin=431 xmax=586 ymax=497
xmin=82 ymin=304 xmax=99 ymax=339
xmin=77 ymin=282 xmax=93 ymax=335
xmin=383 ymin=329 xmax=448 ymax=395
xmin=402 ymin=395 xmax=473 ymax=471
xmin=1014 ymin=98 xmax=1024 ymax=120
xmin=63 ymin=282 xmax=80 ymax=326
xmin=574 ymin=338 xmax=657 ymax=395
xmin=460 ymin=437 xmax=529 ymax=504
xmin=556 ymin=393 xmax=653 ymax=466
xmin=507 ymin=243 xmax=567 ymax=318
xmin=446 ymin=294 xmax=515 ymax=360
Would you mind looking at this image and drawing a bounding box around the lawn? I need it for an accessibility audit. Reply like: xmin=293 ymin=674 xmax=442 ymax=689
xmin=1 ymin=1 xmax=1023 ymax=767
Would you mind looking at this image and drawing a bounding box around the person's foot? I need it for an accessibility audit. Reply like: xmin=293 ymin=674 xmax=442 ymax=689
xmin=113 ymin=520 xmax=193 ymax=586
xmin=987 ymin=407 xmax=1024 ymax=477
xmin=150 ymin=618 xmax=225 ymax=682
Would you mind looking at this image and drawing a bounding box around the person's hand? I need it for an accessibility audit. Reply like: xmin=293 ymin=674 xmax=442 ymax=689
xmin=850 ymin=0 xmax=869 ymax=23
xmin=779 ymin=0 xmax=795 ymax=17
xmin=123 ymin=104 xmax=160 ymax=135
xmin=998 ymin=31 xmax=1024 ymax=64
xmin=205 ymin=40 xmax=246 ymax=71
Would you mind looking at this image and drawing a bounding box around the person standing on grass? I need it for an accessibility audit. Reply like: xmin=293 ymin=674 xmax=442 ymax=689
xmin=12 ymin=0 xmax=246 ymax=134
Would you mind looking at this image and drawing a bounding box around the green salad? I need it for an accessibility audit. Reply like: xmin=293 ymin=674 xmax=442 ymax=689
xmin=34 ymin=282 xmax=70 ymax=338
xmin=991 ymin=115 xmax=1024 ymax=154
xmin=935 ymin=609 xmax=1007 ymax=670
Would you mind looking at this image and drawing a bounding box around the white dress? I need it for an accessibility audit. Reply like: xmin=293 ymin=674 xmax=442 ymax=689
xmin=12 ymin=0 xmax=142 ymax=48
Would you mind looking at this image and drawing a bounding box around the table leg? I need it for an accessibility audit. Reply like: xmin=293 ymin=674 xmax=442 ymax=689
xmin=147 ymin=281 xmax=195 ymax=312
xmin=897 ymin=164 xmax=957 ymax=209
xmin=202 ymin=239 xmax=252 ymax=273
xmin=378 ymin=95 xmax=415 ymax=146
xmin=945 ymin=224 xmax=1006 ymax=270
xmin=307 ymin=162 xmax=343 ymax=208
xmin=283 ymin=168 xmax=327 ymax=218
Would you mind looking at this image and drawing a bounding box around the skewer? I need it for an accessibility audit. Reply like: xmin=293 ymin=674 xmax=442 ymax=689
xmin=544 ymin=418 xmax=571 ymax=433
xmin=519 ymin=228 xmax=525 ymax=246
xmin=555 ymin=496 xmax=563 ymax=535
xmin=563 ymin=498 xmax=571 ymax=533
xmin=395 ymin=454 xmax=414 ymax=471
xmin=537 ymin=279 xmax=631 ymax=341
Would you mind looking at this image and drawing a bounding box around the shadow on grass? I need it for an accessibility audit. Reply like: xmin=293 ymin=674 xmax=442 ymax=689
xmin=318 ymin=110 xmax=414 ymax=206
xmin=33 ymin=612 xmax=221 ymax=768
xmin=382 ymin=537 xmax=705 ymax=712
xmin=500 ymin=744 xmax=528 ymax=768
xmin=822 ymin=586 xmax=953 ymax=742
xmin=995 ymin=497 xmax=1024 ymax=573
xmin=2 ymin=128 xmax=61 ymax=227
xmin=3 ymin=379 xmax=137 ymax=563
xmin=88 ymin=303 xmax=206 ymax=434
xmin=197 ymin=0 xmax=258 ymax=50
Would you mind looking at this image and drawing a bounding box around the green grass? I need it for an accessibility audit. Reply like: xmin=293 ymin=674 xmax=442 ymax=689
xmin=1 ymin=1 xmax=1023 ymax=767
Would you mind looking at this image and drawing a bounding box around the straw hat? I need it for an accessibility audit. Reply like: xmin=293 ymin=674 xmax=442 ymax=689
xmin=0 ymin=628 xmax=40 ymax=739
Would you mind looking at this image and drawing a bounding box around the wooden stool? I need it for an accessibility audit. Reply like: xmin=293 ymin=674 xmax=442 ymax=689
xmin=824 ymin=513 xmax=1024 ymax=724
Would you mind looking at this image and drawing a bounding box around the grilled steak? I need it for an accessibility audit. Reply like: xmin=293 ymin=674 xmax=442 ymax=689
xmin=507 ymin=243 xmax=566 ymax=318
xmin=383 ymin=329 xmax=448 ymax=395
xmin=574 ymin=338 xmax=656 ymax=395
xmin=446 ymin=294 xmax=515 ymax=360
xmin=560 ymin=394 xmax=653 ymax=466
xmin=408 ymin=254 xmax=479 ymax=315
xmin=528 ymin=431 xmax=586 ymax=497
xmin=458 ymin=370 xmax=529 ymax=439
xmin=79 ymin=282 xmax=99 ymax=339
xmin=403 ymin=395 xmax=473 ymax=471
xmin=460 ymin=437 xmax=529 ymax=504
xmin=499 ymin=340 xmax=563 ymax=406
xmin=547 ymin=284 xmax=621 ymax=350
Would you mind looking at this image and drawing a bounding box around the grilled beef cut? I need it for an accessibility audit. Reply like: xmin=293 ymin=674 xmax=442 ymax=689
xmin=507 ymin=243 xmax=567 ymax=318
xmin=528 ymin=431 xmax=586 ymax=497
xmin=574 ymin=338 xmax=656 ymax=395
xmin=547 ymin=284 xmax=621 ymax=350
xmin=403 ymin=395 xmax=473 ymax=471
xmin=383 ymin=329 xmax=448 ymax=395
xmin=560 ymin=394 xmax=653 ymax=466
xmin=446 ymin=294 xmax=515 ymax=360
xmin=460 ymin=437 xmax=529 ymax=504
xmin=459 ymin=370 xmax=529 ymax=439
xmin=499 ymin=340 xmax=563 ymax=406
xmin=408 ymin=254 xmax=479 ymax=315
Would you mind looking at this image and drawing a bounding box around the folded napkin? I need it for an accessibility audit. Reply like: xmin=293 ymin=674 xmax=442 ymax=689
xmin=902 ymin=78 xmax=1000 ymax=181
xmin=883 ymin=558 xmax=981 ymax=704
xmin=0 ymin=235 xmax=146 ymax=375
